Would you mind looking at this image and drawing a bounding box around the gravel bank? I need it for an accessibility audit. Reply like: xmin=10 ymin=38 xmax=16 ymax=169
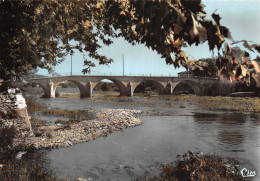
xmin=13 ymin=109 xmax=142 ymax=150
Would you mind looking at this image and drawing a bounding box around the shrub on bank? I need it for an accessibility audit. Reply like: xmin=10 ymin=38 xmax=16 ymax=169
xmin=0 ymin=152 xmax=62 ymax=181
xmin=140 ymin=152 xmax=244 ymax=181
xmin=0 ymin=126 xmax=18 ymax=150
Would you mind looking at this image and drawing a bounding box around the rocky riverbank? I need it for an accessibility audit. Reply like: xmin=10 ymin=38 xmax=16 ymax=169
xmin=0 ymin=89 xmax=34 ymax=152
xmin=12 ymin=109 xmax=142 ymax=150
xmin=0 ymin=89 xmax=143 ymax=151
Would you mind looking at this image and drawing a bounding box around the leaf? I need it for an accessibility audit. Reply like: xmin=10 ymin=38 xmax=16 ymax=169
xmin=198 ymin=27 xmax=207 ymax=42
xmin=232 ymin=58 xmax=238 ymax=67
xmin=215 ymin=26 xmax=224 ymax=42
xmin=173 ymin=24 xmax=183 ymax=34
xmin=96 ymin=2 xmax=101 ymax=9
xmin=241 ymin=65 xmax=247 ymax=76
xmin=82 ymin=20 xmax=91 ymax=29
xmin=174 ymin=38 xmax=184 ymax=46
xmin=65 ymin=6 xmax=69 ymax=14
xmin=67 ymin=29 xmax=74 ymax=35
xmin=212 ymin=12 xmax=221 ymax=25
xmin=252 ymin=44 xmax=260 ymax=53
xmin=243 ymin=41 xmax=254 ymax=52
xmin=120 ymin=11 xmax=126 ymax=16
xmin=35 ymin=7 xmax=41 ymax=15
xmin=180 ymin=51 xmax=188 ymax=60
xmin=251 ymin=60 xmax=259 ymax=73
xmin=223 ymin=43 xmax=231 ymax=54
xmin=191 ymin=14 xmax=198 ymax=36
xmin=70 ymin=2 xmax=73 ymax=9
xmin=219 ymin=26 xmax=231 ymax=39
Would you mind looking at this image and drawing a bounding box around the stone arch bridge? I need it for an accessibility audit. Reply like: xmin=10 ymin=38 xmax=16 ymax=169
xmin=24 ymin=75 xmax=220 ymax=98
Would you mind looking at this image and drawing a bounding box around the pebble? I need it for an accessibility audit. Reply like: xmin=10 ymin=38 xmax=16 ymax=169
xmin=15 ymin=151 xmax=27 ymax=160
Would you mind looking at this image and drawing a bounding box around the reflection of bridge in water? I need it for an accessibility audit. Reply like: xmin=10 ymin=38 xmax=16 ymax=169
xmin=24 ymin=75 xmax=219 ymax=98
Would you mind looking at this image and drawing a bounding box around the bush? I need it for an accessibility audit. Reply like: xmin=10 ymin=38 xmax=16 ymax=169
xmin=0 ymin=126 xmax=18 ymax=149
xmin=26 ymin=98 xmax=45 ymax=113
xmin=141 ymin=152 xmax=244 ymax=181
xmin=60 ymin=83 xmax=68 ymax=88
xmin=0 ymin=152 xmax=62 ymax=181
xmin=101 ymin=83 xmax=110 ymax=91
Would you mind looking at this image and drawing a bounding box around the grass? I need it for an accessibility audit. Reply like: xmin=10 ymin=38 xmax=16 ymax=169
xmin=44 ymin=109 xmax=95 ymax=120
xmin=152 ymin=95 xmax=260 ymax=112
xmin=26 ymin=97 xmax=95 ymax=120
xmin=26 ymin=98 xmax=45 ymax=113
xmin=30 ymin=118 xmax=48 ymax=127
xmin=57 ymin=93 xmax=80 ymax=98
xmin=57 ymin=91 xmax=120 ymax=99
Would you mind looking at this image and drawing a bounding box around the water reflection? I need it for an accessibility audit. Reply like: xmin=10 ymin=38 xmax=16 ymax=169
xmin=193 ymin=112 xmax=259 ymax=181
xmin=193 ymin=113 xmax=260 ymax=148
xmin=218 ymin=131 xmax=245 ymax=147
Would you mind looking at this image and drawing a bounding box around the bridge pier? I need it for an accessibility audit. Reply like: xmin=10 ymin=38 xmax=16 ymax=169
xmin=119 ymin=82 xmax=133 ymax=97
xmin=86 ymin=82 xmax=93 ymax=98
xmin=165 ymin=83 xmax=173 ymax=95
xmin=44 ymin=80 xmax=55 ymax=98
xmin=127 ymin=82 xmax=133 ymax=97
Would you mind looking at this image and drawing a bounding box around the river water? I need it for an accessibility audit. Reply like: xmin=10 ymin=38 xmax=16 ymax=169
xmin=25 ymin=95 xmax=260 ymax=181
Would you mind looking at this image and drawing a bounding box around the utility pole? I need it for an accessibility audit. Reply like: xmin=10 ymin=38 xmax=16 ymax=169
xmin=122 ymin=53 xmax=125 ymax=76
xmin=70 ymin=50 xmax=74 ymax=76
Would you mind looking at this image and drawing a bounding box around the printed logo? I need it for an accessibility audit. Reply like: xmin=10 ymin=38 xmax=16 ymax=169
xmin=240 ymin=168 xmax=256 ymax=178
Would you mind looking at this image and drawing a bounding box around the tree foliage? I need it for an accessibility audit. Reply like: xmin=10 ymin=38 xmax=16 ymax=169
xmin=190 ymin=58 xmax=218 ymax=77
xmin=0 ymin=0 xmax=259 ymax=81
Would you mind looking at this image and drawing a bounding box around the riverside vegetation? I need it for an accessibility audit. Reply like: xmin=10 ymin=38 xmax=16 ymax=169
xmin=163 ymin=95 xmax=260 ymax=113
xmin=140 ymin=151 xmax=244 ymax=181
xmin=49 ymin=91 xmax=260 ymax=113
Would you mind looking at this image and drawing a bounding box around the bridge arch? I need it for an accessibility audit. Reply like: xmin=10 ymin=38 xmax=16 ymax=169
xmin=23 ymin=82 xmax=49 ymax=98
xmin=172 ymin=80 xmax=201 ymax=95
xmin=92 ymin=78 xmax=126 ymax=96
xmin=133 ymin=80 xmax=166 ymax=95
xmin=53 ymin=80 xmax=87 ymax=98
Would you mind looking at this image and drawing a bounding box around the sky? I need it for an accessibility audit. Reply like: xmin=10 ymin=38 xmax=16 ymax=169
xmin=38 ymin=0 xmax=260 ymax=77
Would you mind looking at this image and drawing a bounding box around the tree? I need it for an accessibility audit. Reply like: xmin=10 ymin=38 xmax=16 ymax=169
xmin=0 ymin=0 xmax=259 ymax=82
xmin=190 ymin=58 xmax=218 ymax=77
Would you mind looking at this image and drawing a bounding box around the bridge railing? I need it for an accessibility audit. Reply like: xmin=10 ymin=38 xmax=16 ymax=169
xmin=36 ymin=72 xmax=176 ymax=77
xmin=24 ymin=73 xmax=219 ymax=81
xmin=178 ymin=74 xmax=219 ymax=79
xmin=30 ymin=71 xmax=219 ymax=79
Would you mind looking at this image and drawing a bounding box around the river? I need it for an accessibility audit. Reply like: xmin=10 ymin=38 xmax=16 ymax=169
xmin=23 ymin=94 xmax=259 ymax=181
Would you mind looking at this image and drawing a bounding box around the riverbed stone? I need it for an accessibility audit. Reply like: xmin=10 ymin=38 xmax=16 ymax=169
xmin=10 ymin=109 xmax=142 ymax=151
